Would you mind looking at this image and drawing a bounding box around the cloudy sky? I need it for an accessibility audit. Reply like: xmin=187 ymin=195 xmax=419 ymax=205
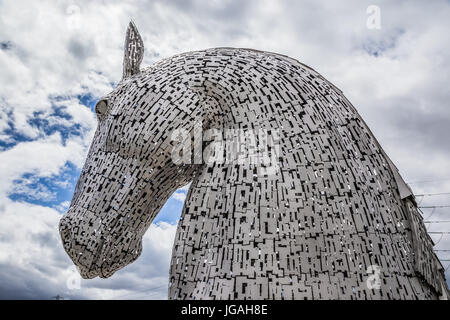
xmin=0 ymin=0 xmax=449 ymax=299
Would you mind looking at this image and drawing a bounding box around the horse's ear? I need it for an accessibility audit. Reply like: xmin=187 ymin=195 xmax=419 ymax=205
xmin=122 ymin=21 xmax=144 ymax=80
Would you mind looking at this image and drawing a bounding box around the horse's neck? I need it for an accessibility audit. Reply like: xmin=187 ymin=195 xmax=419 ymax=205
xmin=179 ymin=47 xmax=408 ymax=241
xmin=168 ymin=50 xmax=438 ymax=300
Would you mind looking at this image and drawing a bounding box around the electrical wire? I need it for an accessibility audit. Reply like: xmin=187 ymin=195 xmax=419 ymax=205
xmin=419 ymin=205 xmax=450 ymax=209
xmin=424 ymin=221 xmax=450 ymax=223
xmin=415 ymin=192 xmax=450 ymax=197
xmin=407 ymin=177 xmax=450 ymax=184
xmin=109 ymin=284 xmax=167 ymax=300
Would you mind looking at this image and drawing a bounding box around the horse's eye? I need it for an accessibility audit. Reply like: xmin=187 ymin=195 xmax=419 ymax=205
xmin=95 ymin=100 xmax=108 ymax=118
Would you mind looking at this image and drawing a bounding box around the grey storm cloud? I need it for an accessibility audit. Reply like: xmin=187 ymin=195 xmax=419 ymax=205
xmin=68 ymin=37 xmax=97 ymax=61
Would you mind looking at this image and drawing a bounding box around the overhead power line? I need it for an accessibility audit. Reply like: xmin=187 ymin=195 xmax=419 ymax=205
xmin=415 ymin=192 xmax=450 ymax=197
xmin=407 ymin=177 xmax=450 ymax=184
xmin=110 ymin=284 xmax=167 ymax=300
xmin=419 ymin=205 xmax=450 ymax=209
xmin=424 ymin=220 xmax=450 ymax=223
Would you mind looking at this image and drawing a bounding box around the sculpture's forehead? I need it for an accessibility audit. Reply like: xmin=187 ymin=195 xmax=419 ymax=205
xmin=105 ymin=76 xmax=150 ymax=100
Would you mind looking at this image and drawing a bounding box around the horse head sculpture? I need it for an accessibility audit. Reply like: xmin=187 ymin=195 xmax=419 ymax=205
xmin=59 ymin=22 xmax=448 ymax=299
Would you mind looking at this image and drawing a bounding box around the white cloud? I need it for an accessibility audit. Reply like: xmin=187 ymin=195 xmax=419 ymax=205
xmin=54 ymin=201 xmax=71 ymax=213
xmin=0 ymin=133 xmax=88 ymax=196
xmin=172 ymin=192 xmax=187 ymax=203
xmin=0 ymin=198 xmax=177 ymax=299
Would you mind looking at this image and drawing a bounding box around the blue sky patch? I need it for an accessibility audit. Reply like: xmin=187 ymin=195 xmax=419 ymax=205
xmin=8 ymin=162 xmax=80 ymax=208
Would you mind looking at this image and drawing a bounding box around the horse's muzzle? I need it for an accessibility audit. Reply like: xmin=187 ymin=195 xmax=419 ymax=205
xmin=59 ymin=206 xmax=143 ymax=279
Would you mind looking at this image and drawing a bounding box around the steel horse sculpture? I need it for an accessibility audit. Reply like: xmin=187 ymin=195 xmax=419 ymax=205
xmin=59 ymin=22 xmax=448 ymax=299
